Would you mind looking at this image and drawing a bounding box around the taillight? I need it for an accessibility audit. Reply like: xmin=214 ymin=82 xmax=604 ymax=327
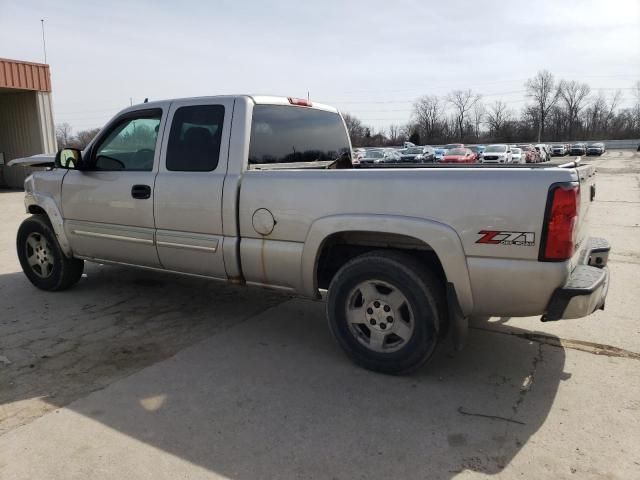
xmin=540 ymin=183 xmax=579 ymax=261
xmin=288 ymin=97 xmax=312 ymax=107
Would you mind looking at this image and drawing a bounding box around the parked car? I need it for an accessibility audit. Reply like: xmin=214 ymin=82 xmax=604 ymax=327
xmin=480 ymin=144 xmax=513 ymax=164
xmin=551 ymin=144 xmax=567 ymax=156
xmin=535 ymin=144 xmax=551 ymax=162
xmin=467 ymin=146 xmax=484 ymax=162
xmin=587 ymin=143 xmax=606 ymax=156
xmin=511 ymin=147 xmax=526 ymax=164
xmin=433 ymin=147 xmax=446 ymax=162
xmin=519 ymin=144 xmax=540 ymax=163
xmin=441 ymin=147 xmax=476 ymax=163
xmin=570 ymin=143 xmax=587 ymax=156
xmin=13 ymin=94 xmax=610 ymax=375
xmin=356 ymin=149 xmax=386 ymax=166
xmin=400 ymin=146 xmax=435 ymax=163
xmin=381 ymin=148 xmax=402 ymax=163
xmin=352 ymin=148 xmax=367 ymax=166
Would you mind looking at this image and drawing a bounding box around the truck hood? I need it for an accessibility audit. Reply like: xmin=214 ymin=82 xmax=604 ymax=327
xmin=7 ymin=153 xmax=56 ymax=167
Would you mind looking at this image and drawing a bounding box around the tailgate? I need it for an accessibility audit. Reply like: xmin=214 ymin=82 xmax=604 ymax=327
xmin=575 ymin=162 xmax=596 ymax=253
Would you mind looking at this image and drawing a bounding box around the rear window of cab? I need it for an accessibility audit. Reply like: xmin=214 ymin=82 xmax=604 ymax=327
xmin=248 ymin=105 xmax=350 ymax=167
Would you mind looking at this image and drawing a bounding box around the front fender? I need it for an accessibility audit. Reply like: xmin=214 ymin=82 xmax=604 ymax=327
xmin=301 ymin=214 xmax=474 ymax=316
xmin=24 ymin=186 xmax=72 ymax=258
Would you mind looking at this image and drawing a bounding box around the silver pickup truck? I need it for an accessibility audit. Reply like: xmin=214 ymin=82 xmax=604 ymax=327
xmin=14 ymin=95 xmax=610 ymax=374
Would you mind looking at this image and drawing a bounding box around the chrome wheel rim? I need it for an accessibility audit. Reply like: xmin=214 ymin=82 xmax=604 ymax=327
xmin=25 ymin=232 xmax=54 ymax=278
xmin=345 ymin=279 xmax=415 ymax=353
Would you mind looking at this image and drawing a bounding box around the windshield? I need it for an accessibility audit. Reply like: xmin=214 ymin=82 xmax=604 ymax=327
xmin=448 ymin=148 xmax=466 ymax=155
xmin=512 ymin=148 xmax=521 ymax=153
xmin=485 ymin=145 xmax=507 ymax=153
xmin=444 ymin=144 xmax=461 ymax=150
xmin=365 ymin=150 xmax=385 ymax=158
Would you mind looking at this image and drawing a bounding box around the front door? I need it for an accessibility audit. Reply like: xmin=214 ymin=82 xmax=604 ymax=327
xmin=62 ymin=107 xmax=167 ymax=267
xmin=153 ymin=98 xmax=233 ymax=278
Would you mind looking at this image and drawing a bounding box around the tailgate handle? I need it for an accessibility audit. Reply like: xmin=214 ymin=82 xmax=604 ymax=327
xmin=131 ymin=184 xmax=151 ymax=199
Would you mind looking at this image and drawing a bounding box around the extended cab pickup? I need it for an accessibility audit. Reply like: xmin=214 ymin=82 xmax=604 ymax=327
xmin=14 ymin=95 xmax=610 ymax=374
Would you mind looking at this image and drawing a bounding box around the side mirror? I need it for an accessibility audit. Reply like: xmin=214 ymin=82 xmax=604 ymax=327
xmin=55 ymin=148 xmax=83 ymax=169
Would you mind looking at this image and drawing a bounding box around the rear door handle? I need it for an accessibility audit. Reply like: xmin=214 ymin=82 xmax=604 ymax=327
xmin=131 ymin=184 xmax=151 ymax=199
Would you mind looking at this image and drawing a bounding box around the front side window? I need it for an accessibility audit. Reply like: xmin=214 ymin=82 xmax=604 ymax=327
xmin=93 ymin=110 xmax=161 ymax=171
xmin=166 ymin=105 xmax=225 ymax=171
xmin=248 ymin=105 xmax=351 ymax=167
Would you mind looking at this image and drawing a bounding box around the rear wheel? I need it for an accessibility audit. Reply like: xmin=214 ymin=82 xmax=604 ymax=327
xmin=326 ymin=251 xmax=446 ymax=375
xmin=17 ymin=215 xmax=84 ymax=291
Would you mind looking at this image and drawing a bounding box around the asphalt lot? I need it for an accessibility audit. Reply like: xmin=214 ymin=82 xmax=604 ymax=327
xmin=1 ymin=150 xmax=639 ymax=479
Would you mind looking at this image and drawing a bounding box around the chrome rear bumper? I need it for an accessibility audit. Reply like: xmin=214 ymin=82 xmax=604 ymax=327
xmin=542 ymin=237 xmax=610 ymax=322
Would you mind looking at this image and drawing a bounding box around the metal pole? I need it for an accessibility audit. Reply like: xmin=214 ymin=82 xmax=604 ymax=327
xmin=41 ymin=19 xmax=47 ymax=64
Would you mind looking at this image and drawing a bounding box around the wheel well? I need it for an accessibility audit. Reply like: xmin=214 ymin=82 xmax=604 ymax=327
xmin=316 ymin=231 xmax=447 ymax=290
xmin=28 ymin=205 xmax=46 ymax=215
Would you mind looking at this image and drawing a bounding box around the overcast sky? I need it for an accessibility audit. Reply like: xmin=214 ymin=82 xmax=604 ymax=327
xmin=2 ymin=0 xmax=639 ymax=131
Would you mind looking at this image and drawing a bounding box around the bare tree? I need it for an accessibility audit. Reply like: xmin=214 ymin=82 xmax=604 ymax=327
xmin=585 ymin=93 xmax=607 ymax=136
xmin=486 ymin=100 xmax=511 ymax=134
xmin=73 ymin=128 xmax=101 ymax=149
xmin=525 ymin=70 xmax=560 ymax=142
xmin=605 ymin=90 xmax=622 ymax=127
xmin=387 ymin=124 xmax=401 ymax=144
xmin=447 ymin=89 xmax=481 ymax=142
xmin=471 ymin=102 xmax=485 ymax=140
xmin=342 ymin=113 xmax=367 ymax=146
xmin=558 ymin=80 xmax=591 ymax=138
xmin=413 ymin=95 xmax=442 ymax=143
xmin=631 ymin=81 xmax=640 ymax=132
xmin=55 ymin=123 xmax=73 ymax=148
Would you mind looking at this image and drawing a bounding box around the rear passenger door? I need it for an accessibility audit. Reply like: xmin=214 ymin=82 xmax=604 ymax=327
xmin=153 ymin=99 xmax=233 ymax=278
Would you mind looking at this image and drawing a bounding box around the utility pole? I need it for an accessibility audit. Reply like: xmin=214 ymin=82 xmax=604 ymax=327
xmin=40 ymin=19 xmax=47 ymax=64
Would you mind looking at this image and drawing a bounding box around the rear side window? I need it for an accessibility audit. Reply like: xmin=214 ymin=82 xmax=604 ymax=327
xmin=166 ymin=105 xmax=225 ymax=171
xmin=248 ymin=105 xmax=350 ymax=167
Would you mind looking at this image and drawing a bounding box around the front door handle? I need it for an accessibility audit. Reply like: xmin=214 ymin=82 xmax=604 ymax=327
xmin=131 ymin=184 xmax=151 ymax=199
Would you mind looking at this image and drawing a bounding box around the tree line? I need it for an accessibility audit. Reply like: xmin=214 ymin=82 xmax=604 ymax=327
xmin=55 ymin=123 xmax=101 ymax=150
xmin=345 ymin=71 xmax=640 ymax=147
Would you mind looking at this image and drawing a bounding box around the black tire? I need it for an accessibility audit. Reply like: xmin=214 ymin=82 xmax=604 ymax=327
xmin=16 ymin=215 xmax=84 ymax=291
xmin=326 ymin=250 xmax=446 ymax=375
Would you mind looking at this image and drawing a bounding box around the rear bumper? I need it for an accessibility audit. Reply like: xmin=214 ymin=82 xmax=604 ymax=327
xmin=542 ymin=237 xmax=611 ymax=321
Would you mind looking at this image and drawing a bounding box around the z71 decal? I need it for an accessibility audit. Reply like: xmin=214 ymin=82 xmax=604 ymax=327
xmin=476 ymin=230 xmax=535 ymax=246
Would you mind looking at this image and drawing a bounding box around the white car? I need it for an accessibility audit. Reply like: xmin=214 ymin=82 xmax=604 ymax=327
xmin=511 ymin=147 xmax=526 ymax=164
xmin=480 ymin=144 xmax=513 ymax=164
xmin=535 ymin=144 xmax=551 ymax=162
xmin=351 ymin=148 xmax=367 ymax=166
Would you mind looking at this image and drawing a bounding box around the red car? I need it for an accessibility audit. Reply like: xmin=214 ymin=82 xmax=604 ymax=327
xmin=441 ymin=147 xmax=476 ymax=163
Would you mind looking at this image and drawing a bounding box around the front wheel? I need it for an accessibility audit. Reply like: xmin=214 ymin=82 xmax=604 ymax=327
xmin=17 ymin=215 xmax=84 ymax=291
xmin=326 ymin=251 xmax=446 ymax=375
